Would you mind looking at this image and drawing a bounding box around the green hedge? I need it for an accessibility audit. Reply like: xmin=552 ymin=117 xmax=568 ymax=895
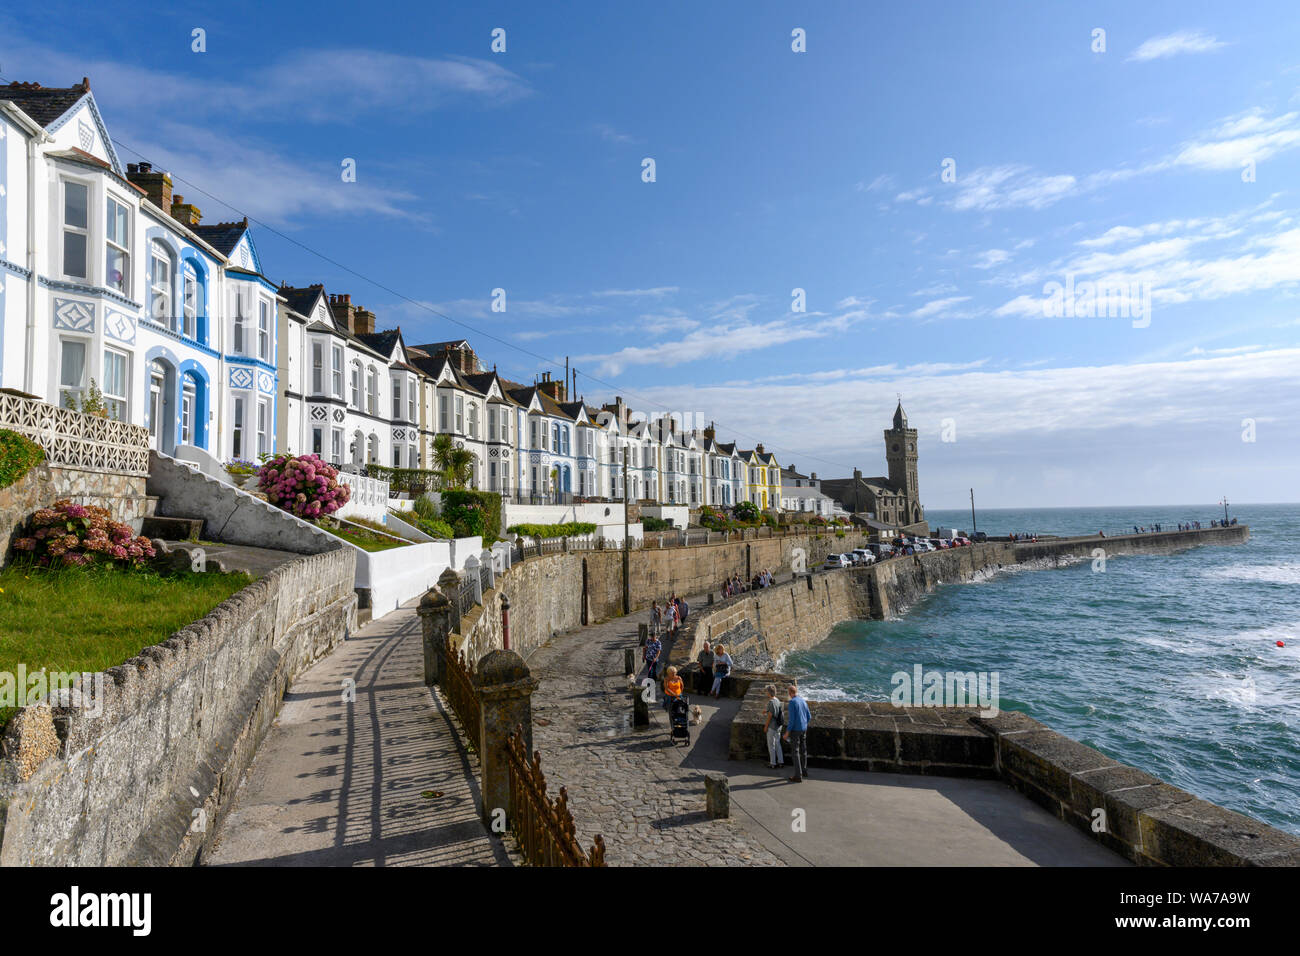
xmin=643 ymin=516 xmax=673 ymax=532
xmin=442 ymin=489 xmax=502 ymax=546
xmin=0 ymin=430 xmax=44 ymax=490
xmin=506 ymin=522 xmax=597 ymax=539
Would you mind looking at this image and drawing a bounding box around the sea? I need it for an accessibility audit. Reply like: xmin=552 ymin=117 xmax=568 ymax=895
xmin=784 ymin=503 xmax=1300 ymax=836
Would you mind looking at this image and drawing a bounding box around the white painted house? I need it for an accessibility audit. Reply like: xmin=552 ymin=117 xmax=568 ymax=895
xmin=0 ymin=78 xmax=279 ymax=462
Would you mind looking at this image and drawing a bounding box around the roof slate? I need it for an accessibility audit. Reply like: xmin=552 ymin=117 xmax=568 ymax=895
xmin=2 ymin=79 xmax=88 ymax=128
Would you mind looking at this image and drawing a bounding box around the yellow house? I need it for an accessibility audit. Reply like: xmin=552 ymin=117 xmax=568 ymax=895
xmin=740 ymin=444 xmax=781 ymax=511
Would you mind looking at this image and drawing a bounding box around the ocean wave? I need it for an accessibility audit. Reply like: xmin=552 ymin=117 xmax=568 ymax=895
xmin=1198 ymin=562 xmax=1300 ymax=586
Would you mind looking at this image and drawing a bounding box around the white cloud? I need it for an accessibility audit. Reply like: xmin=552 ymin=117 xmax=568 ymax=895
xmin=911 ymin=296 xmax=971 ymax=319
xmin=972 ymin=249 xmax=1011 ymax=269
xmin=1129 ymin=30 xmax=1227 ymax=63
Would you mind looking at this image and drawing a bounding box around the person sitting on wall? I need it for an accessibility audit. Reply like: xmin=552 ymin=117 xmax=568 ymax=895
xmin=696 ymin=641 xmax=715 ymax=694
xmin=710 ymin=644 xmax=733 ymax=698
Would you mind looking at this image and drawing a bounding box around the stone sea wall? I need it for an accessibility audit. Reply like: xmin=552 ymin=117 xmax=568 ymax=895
xmin=449 ymin=531 xmax=875 ymax=663
xmin=0 ymin=546 xmax=357 ymax=866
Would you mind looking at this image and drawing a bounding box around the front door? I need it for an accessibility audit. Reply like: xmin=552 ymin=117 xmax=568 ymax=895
xmin=149 ymin=373 xmax=163 ymax=451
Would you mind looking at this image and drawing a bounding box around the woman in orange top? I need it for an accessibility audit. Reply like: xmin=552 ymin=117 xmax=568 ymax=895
xmin=662 ymin=666 xmax=684 ymax=706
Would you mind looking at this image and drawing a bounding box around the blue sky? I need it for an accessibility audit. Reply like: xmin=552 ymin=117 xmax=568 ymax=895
xmin=6 ymin=0 xmax=1300 ymax=508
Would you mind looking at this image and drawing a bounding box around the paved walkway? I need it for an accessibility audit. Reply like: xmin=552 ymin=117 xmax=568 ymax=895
xmin=526 ymin=594 xmax=784 ymax=866
xmin=205 ymin=602 xmax=510 ymax=867
xmin=528 ymin=590 xmax=1128 ymax=867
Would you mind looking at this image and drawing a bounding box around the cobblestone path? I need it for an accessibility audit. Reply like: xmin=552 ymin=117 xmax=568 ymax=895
xmin=206 ymin=603 xmax=512 ymax=867
xmin=525 ymin=595 xmax=785 ymax=867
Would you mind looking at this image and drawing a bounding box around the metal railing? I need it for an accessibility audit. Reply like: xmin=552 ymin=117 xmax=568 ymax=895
xmin=0 ymin=393 xmax=150 ymax=476
xmin=444 ymin=643 xmax=481 ymax=753
xmin=506 ymin=725 xmax=607 ymax=867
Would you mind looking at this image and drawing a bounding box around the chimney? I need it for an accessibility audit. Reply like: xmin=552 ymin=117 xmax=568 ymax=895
xmin=353 ymin=308 xmax=375 ymax=336
xmin=537 ymin=371 xmax=566 ymax=403
xmin=170 ymin=194 xmax=202 ymax=227
xmin=445 ymin=343 xmax=479 ymax=374
xmin=329 ymin=293 xmax=356 ymax=333
xmin=126 ymin=162 xmax=173 ymax=216
xmin=703 ymin=420 xmax=716 ymax=441
xmin=810 ymin=472 xmax=817 ymax=481
xmin=756 ymin=443 xmax=765 ymax=455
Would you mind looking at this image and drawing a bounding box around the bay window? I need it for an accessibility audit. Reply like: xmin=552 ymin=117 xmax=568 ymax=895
xmin=62 ymin=181 xmax=89 ymax=280
xmin=105 ymin=196 xmax=130 ymax=293
xmin=182 ymin=263 xmax=198 ymax=337
xmin=102 ymin=348 xmax=128 ymax=421
xmin=258 ymin=301 xmax=271 ymax=361
xmin=232 ymin=397 xmax=245 ymax=459
xmin=149 ymin=242 xmax=172 ymax=324
xmin=58 ymin=339 xmax=87 ymax=409
xmin=311 ymin=341 xmax=323 ymax=393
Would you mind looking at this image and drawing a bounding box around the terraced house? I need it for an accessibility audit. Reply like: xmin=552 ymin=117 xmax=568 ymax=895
xmin=0 ymin=77 xmax=280 ymax=462
xmin=0 ymin=77 xmax=897 ymax=528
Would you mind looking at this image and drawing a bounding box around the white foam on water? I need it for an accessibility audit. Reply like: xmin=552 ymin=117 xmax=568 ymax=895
xmin=1198 ymin=562 xmax=1300 ymax=586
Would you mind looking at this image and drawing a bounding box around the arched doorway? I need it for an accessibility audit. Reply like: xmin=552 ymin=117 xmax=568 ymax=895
xmin=148 ymin=359 xmax=176 ymax=454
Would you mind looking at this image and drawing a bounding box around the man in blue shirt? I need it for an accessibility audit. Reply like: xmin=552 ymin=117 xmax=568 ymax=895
xmin=643 ymin=634 xmax=662 ymax=682
xmin=782 ymin=683 xmax=812 ymax=782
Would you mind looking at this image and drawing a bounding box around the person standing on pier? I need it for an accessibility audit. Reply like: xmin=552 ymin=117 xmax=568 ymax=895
xmin=696 ymin=641 xmax=715 ymax=694
xmin=784 ymin=684 xmax=812 ymax=783
xmin=763 ymin=684 xmax=785 ymax=769
xmin=651 ymin=601 xmax=662 ymax=638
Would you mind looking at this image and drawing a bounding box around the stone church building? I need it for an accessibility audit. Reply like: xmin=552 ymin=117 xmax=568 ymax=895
xmin=821 ymin=402 xmax=928 ymax=534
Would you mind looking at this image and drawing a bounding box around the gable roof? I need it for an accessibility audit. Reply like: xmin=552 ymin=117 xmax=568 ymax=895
xmin=278 ymin=283 xmax=326 ymax=317
xmin=193 ymin=219 xmax=251 ymax=257
xmin=2 ymin=78 xmax=89 ymax=128
xmin=355 ymin=328 xmax=402 ymax=359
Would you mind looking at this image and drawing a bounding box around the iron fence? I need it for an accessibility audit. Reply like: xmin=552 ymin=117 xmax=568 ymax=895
xmin=444 ymin=644 xmax=481 ymax=753
xmin=506 ymin=725 xmax=607 ymax=867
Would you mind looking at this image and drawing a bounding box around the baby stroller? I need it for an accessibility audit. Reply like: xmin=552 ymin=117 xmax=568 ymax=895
xmin=667 ymin=694 xmax=691 ymax=746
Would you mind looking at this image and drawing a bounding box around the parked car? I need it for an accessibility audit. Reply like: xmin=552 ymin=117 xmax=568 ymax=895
xmin=822 ymin=553 xmax=852 ymax=570
xmin=851 ymin=548 xmax=876 ymax=565
xmin=971 ymin=531 xmax=988 ymax=543
xmin=929 ymin=538 xmax=949 ymax=550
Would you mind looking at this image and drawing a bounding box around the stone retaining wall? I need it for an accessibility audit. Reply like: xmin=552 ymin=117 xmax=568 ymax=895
xmin=727 ymin=687 xmax=1300 ymax=866
xmin=0 ymin=546 xmax=357 ymax=866
xmin=0 ymin=462 xmax=150 ymax=565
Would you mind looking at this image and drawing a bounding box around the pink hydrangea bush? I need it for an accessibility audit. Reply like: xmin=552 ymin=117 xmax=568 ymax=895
xmin=14 ymin=500 xmax=156 ymax=568
xmin=257 ymin=452 xmax=351 ymax=521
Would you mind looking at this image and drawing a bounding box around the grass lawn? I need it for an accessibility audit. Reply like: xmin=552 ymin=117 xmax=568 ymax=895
xmin=326 ymin=527 xmax=410 ymax=552
xmin=0 ymin=563 xmax=252 ymax=727
xmin=321 ymin=517 xmax=412 ymax=552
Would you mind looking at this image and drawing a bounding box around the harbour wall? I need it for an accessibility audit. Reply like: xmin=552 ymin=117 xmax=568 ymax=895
xmin=727 ymin=687 xmax=1300 ymax=866
xmin=447 ymin=530 xmax=875 ymax=661
xmin=678 ymin=525 xmax=1250 ymax=664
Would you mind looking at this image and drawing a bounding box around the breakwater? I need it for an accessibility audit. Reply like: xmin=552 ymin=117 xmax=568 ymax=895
xmin=679 ymin=525 xmax=1250 ymax=665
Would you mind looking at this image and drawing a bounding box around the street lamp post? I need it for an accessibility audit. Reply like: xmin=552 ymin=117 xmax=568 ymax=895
xmin=501 ymin=594 xmax=511 ymax=650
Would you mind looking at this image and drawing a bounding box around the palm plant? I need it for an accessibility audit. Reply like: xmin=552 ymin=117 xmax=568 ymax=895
xmin=432 ymin=433 xmax=475 ymax=489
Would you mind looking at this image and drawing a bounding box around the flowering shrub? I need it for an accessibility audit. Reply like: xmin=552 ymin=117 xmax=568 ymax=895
xmin=225 ymin=458 xmax=259 ymax=479
xmin=257 ymin=453 xmax=350 ymax=521
xmin=14 ymin=500 xmax=156 ymax=568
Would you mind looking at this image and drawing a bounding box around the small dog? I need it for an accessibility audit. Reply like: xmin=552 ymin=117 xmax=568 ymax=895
xmin=626 ymin=673 xmax=640 ymax=690
xmin=689 ymin=705 xmax=703 ymax=726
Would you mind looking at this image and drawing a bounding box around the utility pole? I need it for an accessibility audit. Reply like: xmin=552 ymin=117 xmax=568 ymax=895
xmin=622 ymin=445 xmax=630 ymax=616
xmin=969 ymin=488 xmax=977 ymax=535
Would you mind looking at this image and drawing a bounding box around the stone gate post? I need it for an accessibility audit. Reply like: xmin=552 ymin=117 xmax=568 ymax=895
xmin=475 ymin=649 xmax=539 ymax=829
xmin=417 ymin=587 xmax=454 ymax=686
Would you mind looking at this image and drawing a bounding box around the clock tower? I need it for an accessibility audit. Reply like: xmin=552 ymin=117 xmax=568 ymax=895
xmin=884 ymin=401 xmax=921 ymax=525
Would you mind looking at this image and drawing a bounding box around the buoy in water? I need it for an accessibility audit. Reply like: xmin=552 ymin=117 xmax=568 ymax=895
xmin=1277 ymin=640 xmax=1286 ymax=647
